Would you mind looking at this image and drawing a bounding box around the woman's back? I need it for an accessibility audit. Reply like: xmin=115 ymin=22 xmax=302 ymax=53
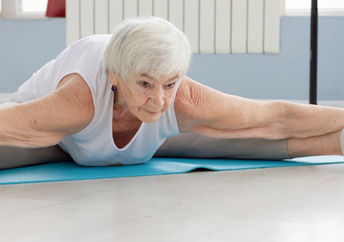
xmin=10 ymin=35 xmax=180 ymax=166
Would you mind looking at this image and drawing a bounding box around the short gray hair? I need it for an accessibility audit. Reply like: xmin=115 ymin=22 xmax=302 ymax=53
xmin=103 ymin=17 xmax=192 ymax=81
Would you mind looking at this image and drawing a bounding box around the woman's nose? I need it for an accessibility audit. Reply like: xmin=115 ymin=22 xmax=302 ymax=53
xmin=150 ymin=87 xmax=165 ymax=107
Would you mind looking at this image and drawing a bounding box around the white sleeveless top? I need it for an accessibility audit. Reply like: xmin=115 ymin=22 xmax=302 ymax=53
xmin=12 ymin=35 xmax=180 ymax=166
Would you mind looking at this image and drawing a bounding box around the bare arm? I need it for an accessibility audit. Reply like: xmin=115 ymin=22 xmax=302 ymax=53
xmin=175 ymin=76 xmax=344 ymax=140
xmin=0 ymin=74 xmax=95 ymax=148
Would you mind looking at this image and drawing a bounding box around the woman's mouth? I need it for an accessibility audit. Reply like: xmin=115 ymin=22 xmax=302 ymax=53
xmin=145 ymin=110 xmax=160 ymax=115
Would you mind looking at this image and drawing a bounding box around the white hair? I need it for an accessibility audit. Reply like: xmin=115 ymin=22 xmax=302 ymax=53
xmin=103 ymin=16 xmax=192 ymax=81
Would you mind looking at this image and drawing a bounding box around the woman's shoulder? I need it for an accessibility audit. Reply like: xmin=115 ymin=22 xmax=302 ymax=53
xmin=174 ymin=76 xmax=226 ymax=133
xmin=55 ymin=73 xmax=95 ymax=129
xmin=174 ymin=76 xmax=205 ymax=132
xmin=175 ymin=76 xmax=205 ymax=113
xmin=56 ymin=73 xmax=94 ymax=112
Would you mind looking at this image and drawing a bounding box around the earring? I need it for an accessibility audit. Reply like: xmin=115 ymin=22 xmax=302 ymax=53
xmin=111 ymin=85 xmax=116 ymax=92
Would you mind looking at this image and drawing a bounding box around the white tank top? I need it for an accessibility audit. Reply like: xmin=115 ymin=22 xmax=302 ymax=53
xmin=12 ymin=35 xmax=180 ymax=166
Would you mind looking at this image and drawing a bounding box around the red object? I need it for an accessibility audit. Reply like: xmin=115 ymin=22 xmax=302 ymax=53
xmin=46 ymin=0 xmax=65 ymax=18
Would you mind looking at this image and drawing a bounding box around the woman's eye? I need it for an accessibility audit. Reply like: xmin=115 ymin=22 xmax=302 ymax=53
xmin=138 ymin=81 xmax=149 ymax=88
xmin=166 ymin=82 xmax=176 ymax=89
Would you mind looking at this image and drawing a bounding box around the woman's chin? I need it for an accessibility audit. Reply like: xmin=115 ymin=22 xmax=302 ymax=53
xmin=140 ymin=112 xmax=162 ymax=123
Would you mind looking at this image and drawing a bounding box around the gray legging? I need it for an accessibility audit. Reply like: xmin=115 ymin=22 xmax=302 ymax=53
xmin=0 ymin=133 xmax=289 ymax=169
xmin=0 ymin=102 xmax=289 ymax=169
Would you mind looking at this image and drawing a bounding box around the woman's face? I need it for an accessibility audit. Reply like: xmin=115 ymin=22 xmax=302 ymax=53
xmin=109 ymin=71 xmax=180 ymax=123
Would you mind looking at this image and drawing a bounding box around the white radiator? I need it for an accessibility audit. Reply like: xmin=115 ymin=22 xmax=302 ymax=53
xmin=66 ymin=0 xmax=281 ymax=54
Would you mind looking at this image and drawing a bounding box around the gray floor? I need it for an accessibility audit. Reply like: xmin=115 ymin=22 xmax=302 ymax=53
xmin=1 ymin=164 xmax=344 ymax=242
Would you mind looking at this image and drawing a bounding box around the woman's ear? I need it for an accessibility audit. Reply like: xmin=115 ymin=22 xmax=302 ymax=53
xmin=108 ymin=71 xmax=120 ymax=86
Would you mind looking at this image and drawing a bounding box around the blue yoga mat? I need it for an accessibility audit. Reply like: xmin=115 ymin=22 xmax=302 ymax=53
xmin=1 ymin=156 xmax=344 ymax=185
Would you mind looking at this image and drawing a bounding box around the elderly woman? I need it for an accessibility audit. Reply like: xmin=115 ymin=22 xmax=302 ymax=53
xmin=1 ymin=17 xmax=344 ymax=169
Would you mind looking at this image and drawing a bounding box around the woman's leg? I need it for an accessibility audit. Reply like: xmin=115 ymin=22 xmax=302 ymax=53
xmin=156 ymin=130 xmax=344 ymax=160
xmin=0 ymin=145 xmax=72 ymax=169
xmin=155 ymin=133 xmax=289 ymax=160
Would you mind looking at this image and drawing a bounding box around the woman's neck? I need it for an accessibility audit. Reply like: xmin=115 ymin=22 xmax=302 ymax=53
xmin=112 ymin=90 xmax=138 ymax=122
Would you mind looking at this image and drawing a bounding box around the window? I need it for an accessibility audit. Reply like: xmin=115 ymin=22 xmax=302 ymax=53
xmin=1 ymin=0 xmax=48 ymax=19
xmin=285 ymin=0 xmax=344 ymax=16
xmin=20 ymin=0 xmax=48 ymax=13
